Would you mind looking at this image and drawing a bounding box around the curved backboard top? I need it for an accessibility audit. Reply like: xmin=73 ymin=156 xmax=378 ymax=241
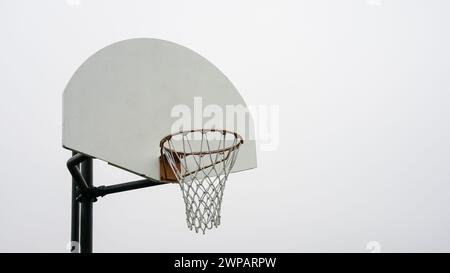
xmin=63 ymin=38 xmax=256 ymax=181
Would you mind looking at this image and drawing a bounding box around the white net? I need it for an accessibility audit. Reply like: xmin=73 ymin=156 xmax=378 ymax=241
xmin=160 ymin=130 xmax=242 ymax=234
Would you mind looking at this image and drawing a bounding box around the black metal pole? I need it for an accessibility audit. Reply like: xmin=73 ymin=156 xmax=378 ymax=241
xmin=67 ymin=153 xmax=91 ymax=195
xmin=67 ymin=153 xmax=167 ymax=253
xmin=80 ymin=158 xmax=93 ymax=253
xmin=99 ymin=179 xmax=164 ymax=196
xmin=70 ymin=152 xmax=80 ymax=253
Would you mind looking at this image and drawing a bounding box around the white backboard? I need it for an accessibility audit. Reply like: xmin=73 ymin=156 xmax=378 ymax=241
xmin=62 ymin=38 xmax=257 ymax=181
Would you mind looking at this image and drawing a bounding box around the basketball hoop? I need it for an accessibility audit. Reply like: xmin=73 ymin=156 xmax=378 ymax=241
xmin=160 ymin=129 xmax=243 ymax=234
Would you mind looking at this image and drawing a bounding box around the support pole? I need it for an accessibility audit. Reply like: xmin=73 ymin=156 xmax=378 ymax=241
xmin=70 ymin=152 xmax=80 ymax=253
xmin=67 ymin=153 xmax=166 ymax=253
xmin=98 ymin=179 xmax=164 ymax=196
xmin=80 ymin=158 xmax=93 ymax=253
xmin=67 ymin=153 xmax=91 ymax=196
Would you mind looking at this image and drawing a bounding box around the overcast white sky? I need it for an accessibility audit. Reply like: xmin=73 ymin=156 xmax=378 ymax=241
xmin=1 ymin=0 xmax=450 ymax=252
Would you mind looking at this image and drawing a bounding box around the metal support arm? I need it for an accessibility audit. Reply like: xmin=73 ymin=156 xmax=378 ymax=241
xmin=96 ymin=179 xmax=165 ymax=197
xmin=67 ymin=153 xmax=92 ymax=198
xmin=67 ymin=153 xmax=166 ymax=202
